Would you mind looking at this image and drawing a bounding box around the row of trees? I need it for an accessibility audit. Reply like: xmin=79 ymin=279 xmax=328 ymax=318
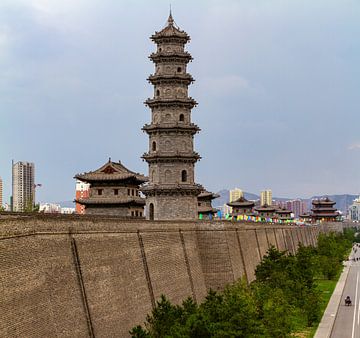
xmin=130 ymin=229 xmax=356 ymax=338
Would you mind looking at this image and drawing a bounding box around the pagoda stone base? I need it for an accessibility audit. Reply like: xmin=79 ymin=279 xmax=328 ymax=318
xmin=146 ymin=194 xmax=197 ymax=220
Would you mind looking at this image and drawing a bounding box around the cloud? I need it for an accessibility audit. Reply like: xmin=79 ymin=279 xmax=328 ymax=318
xmin=348 ymin=143 xmax=360 ymax=151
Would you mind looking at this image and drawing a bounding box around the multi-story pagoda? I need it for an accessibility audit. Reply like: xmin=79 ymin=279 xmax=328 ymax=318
xmin=142 ymin=13 xmax=203 ymax=220
xmin=227 ymin=197 xmax=255 ymax=217
xmin=75 ymin=159 xmax=147 ymax=217
xmin=311 ymin=197 xmax=339 ymax=222
xmin=197 ymin=190 xmax=219 ymax=219
xmin=275 ymin=207 xmax=293 ymax=221
xmin=255 ymin=204 xmax=276 ymax=219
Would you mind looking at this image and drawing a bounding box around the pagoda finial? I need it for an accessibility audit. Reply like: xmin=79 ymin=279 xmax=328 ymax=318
xmin=168 ymin=5 xmax=174 ymax=26
xmin=108 ymin=157 xmax=111 ymax=162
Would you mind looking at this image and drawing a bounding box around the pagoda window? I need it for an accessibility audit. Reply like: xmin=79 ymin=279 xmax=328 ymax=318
xmin=177 ymin=67 xmax=182 ymax=73
xmin=114 ymin=189 xmax=119 ymax=195
xmin=132 ymin=189 xmax=135 ymax=196
xmin=156 ymin=89 xmax=160 ymax=97
xmin=98 ymin=189 xmax=103 ymax=196
xmin=140 ymin=212 xmax=142 ymax=217
xmin=152 ymin=141 xmax=157 ymax=151
xmin=136 ymin=211 xmax=139 ymax=217
xmin=127 ymin=189 xmax=130 ymax=195
xmin=131 ymin=211 xmax=134 ymax=217
xmin=179 ymin=114 xmax=184 ymax=122
xmin=181 ymin=170 xmax=187 ymax=182
xmin=149 ymin=203 xmax=154 ymax=220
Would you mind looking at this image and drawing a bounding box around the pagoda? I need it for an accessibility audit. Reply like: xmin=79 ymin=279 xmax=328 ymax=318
xmin=75 ymin=159 xmax=147 ymax=217
xmin=311 ymin=197 xmax=339 ymax=222
xmin=141 ymin=13 xmax=203 ymax=220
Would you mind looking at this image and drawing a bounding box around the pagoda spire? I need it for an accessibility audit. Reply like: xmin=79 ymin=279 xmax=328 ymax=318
xmin=168 ymin=6 xmax=174 ymax=26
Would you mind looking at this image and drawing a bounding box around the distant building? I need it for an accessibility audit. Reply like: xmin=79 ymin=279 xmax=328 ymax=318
xmin=348 ymin=196 xmax=360 ymax=221
xmin=227 ymin=196 xmax=255 ymax=217
xmin=0 ymin=177 xmax=3 ymax=207
xmin=229 ymin=188 xmax=243 ymax=214
xmin=310 ymin=197 xmax=340 ymax=222
xmin=61 ymin=207 xmax=75 ymax=214
xmin=12 ymin=161 xmax=35 ymax=212
xmin=260 ymin=190 xmax=272 ymax=206
xmin=277 ymin=199 xmax=307 ymax=218
xmin=75 ymin=159 xmax=147 ymax=217
xmin=255 ymin=204 xmax=276 ymax=219
xmin=75 ymin=180 xmax=90 ymax=214
xmin=275 ymin=207 xmax=293 ymax=221
xmin=39 ymin=203 xmax=61 ymax=213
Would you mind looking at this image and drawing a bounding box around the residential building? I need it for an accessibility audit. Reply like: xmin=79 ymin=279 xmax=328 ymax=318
xmin=260 ymin=189 xmax=272 ymax=206
xmin=348 ymin=196 xmax=360 ymax=221
xmin=61 ymin=207 xmax=75 ymax=214
xmin=230 ymin=188 xmax=243 ymax=202
xmin=75 ymin=180 xmax=90 ymax=214
xmin=39 ymin=203 xmax=61 ymax=213
xmin=12 ymin=161 xmax=35 ymax=212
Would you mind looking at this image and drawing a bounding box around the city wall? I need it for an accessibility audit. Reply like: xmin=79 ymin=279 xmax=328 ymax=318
xmin=0 ymin=215 xmax=343 ymax=337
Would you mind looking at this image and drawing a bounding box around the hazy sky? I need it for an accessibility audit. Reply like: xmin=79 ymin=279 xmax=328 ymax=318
xmin=1 ymin=0 xmax=359 ymax=203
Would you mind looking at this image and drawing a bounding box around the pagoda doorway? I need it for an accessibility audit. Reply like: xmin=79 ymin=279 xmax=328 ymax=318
xmin=149 ymin=203 xmax=154 ymax=220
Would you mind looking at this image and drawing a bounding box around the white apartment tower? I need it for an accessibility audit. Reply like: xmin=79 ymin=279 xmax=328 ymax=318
xmin=229 ymin=188 xmax=243 ymax=202
xmin=12 ymin=161 xmax=35 ymax=212
xmin=260 ymin=189 xmax=272 ymax=206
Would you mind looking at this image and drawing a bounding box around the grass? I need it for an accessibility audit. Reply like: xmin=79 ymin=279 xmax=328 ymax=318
xmin=292 ymin=272 xmax=341 ymax=338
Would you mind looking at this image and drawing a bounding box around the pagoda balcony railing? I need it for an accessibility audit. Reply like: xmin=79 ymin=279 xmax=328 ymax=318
xmin=145 ymin=97 xmax=197 ymax=106
xmin=142 ymin=150 xmax=201 ymax=159
xmin=142 ymin=122 xmax=200 ymax=131
xmin=149 ymin=51 xmax=192 ymax=59
xmin=147 ymin=73 xmax=194 ymax=82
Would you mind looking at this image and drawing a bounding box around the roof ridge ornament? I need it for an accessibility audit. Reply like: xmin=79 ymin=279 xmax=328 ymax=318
xmin=168 ymin=4 xmax=174 ymax=26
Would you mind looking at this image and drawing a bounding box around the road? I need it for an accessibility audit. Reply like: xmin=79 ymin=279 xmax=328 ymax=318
xmin=331 ymin=244 xmax=360 ymax=338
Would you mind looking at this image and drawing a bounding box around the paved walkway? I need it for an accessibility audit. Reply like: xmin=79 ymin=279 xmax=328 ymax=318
xmin=314 ymin=245 xmax=360 ymax=338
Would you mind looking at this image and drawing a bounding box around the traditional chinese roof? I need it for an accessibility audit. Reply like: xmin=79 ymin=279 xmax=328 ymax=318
xmin=312 ymin=197 xmax=336 ymax=206
xmin=255 ymin=204 xmax=276 ymax=212
xmin=198 ymin=190 xmax=220 ymax=201
xmin=75 ymin=159 xmax=148 ymax=184
xmin=75 ymin=197 xmax=145 ymax=206
xmin=151 ymin=13 xmax=190 ymax=43
xmin=227 ymin=196 xmax=255 ymax=208
xmin=276 ymin=207 xmax=292 ymax=215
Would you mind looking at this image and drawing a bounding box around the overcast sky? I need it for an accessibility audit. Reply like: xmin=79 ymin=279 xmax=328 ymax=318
xmin=0 ymin=0 xmax=359 ymax=203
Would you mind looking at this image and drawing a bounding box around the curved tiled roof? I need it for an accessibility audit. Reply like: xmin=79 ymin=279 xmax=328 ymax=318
xmin=151 ymin=13 xmax=190 ymax=42
xmin=198 ymin=190 xmax=220 ymax=200
xmin=75 ymin=197 xmax=145 ymax=206
xmin=227 ymin=196 xmax=255 ymax=208
xmin=75 ymin=160 xmax=148 ymax=183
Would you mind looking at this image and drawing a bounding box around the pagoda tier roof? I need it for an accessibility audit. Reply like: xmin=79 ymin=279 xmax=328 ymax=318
xmin=75 ymin=197 xmax=145 ymax=206
xmin=198 ymin=190 xmax=220 ymax=200
xmin=227 ymin=196 xmax=255 ymax=208
xmin=312 ymin=197 xmax=336 ymax=206
xmin=145 ymin=97 xmax=197 ymax=109
xmin=141 ymin=183 xmax=203 ymax=196
xmin=311 ymin=207 xmax=337 ymax=212
xmin=276 ymin=207 xmax=292 ymax=214
xmin=75 ymin=160 xmax=148 ymax=184
xmin=149 ymin=51 xmax=192 ymax=63
xmin=142 ymin=123 xmax=200 ymax=134
xmin=142 ymin=151 xmax=201 ymax=162
xmin=312 ymin=213 xmax=340 ymax=217
xmin=198 ymin=206 xmax=218 ymax=214
xmin=151 ymin=13 xmax=190 ymax=43
xmin=147 ymin=73 xmax=194 ymax=85
xmin=255 ymin=204 xmax=276 ymax=212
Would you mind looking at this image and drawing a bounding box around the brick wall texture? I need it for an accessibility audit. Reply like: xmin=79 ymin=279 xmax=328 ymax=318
xmin=0 ymin=215 xmax=343 ymax=337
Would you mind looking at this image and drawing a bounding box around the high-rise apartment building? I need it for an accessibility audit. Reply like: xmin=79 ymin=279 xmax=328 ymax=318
xmin=12 ymin=161 xmax=35 ymax=212
xmin=0 ymin=177 xmax=3 ymax=207
xmin=348 ymin=196 xmax=360 ymax=221
xmin=229 ymin=188 xmax=243 ymax=202
xmin=260 ymin=189 xmax=272 ymax=206
xmin=75 ymin=179 xmax=90 ymax=214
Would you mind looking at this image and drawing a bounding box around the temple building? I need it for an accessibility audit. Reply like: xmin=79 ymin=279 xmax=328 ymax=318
xmin=197 ymin=190 xmax=219 ymax=219
xmin=275 ymin=207 xmax=293 ymax=221
xmin=75 ymin=159 xmax=147 ymax=217
xmin=255 ymin=204 xmax=276 ymax=219
xmin=227 ymin=196 xmax=255 ymax=217
xmin=141 ymin=13 xmax=203 ymax=220
xmin=310 ymin=197 xmax=340 ymax=222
